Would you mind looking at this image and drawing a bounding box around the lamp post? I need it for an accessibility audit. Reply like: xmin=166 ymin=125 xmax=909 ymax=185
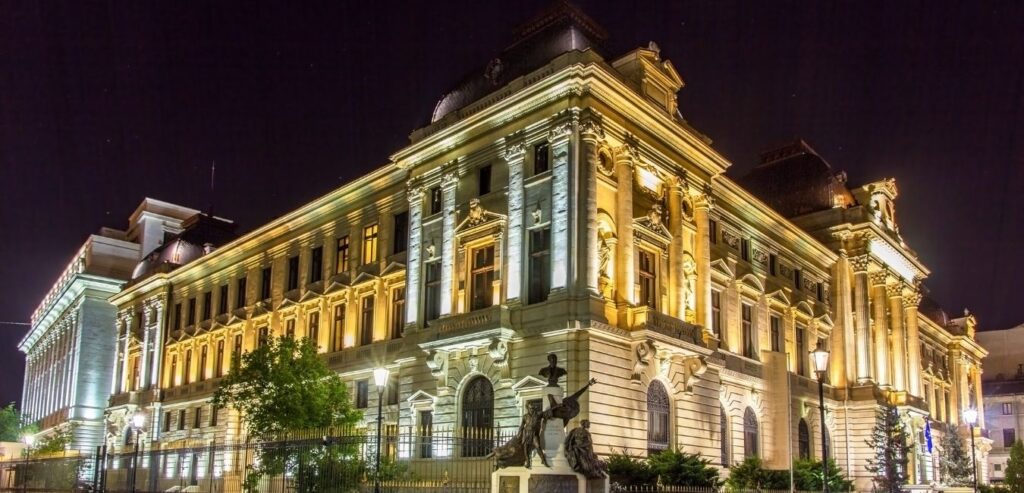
xmin=129 ymin=410 xmax=146 ymax=493
xmin=373 ymin=367 xmax=390 ymax=493
xmin=811 ymin=345 xmax=831 ymax=493
xmin=21 ymin=434 xmax=35 ymax=493
xmin=963 ymin=408 xmax=979 ymax=493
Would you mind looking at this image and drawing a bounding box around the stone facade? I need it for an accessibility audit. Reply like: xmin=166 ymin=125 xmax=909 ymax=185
xmin=978 ymin=325 xmax=1024 ymax=482
xmin=95 ymin=4 xmax=988 ymax=491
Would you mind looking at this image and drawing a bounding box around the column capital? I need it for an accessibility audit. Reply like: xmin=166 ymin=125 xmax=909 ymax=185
xmin=903 ymin=289 xmax=923 ymax=308
xmin=502 ymin=131 xmax=527 ymax=161
xmin=886 ymin=282 xmax=904 ymax=299
xmin=406 ymin=179 xmax=426 ymax=203
xmin=849 ymin=254 xmax=871 ymax=273
xmin=548 ymin=108 xmax=578 ymax=143
xmin=440 ymin=161 xmax=459 ymax=189
xmin=869 ymin=269 xmax=890 ymax=286
xmin=691 ymin=184 xmax=715 ymax=211
xmin=578 ymin=110 xmax=605 ymax=142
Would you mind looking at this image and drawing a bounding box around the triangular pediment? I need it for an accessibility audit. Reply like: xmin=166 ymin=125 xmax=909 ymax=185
xmin=324 ymin=275 xmax=348 ymax=295
xmin=766 ymin=289 xmax=791 ymax=307
xmin=710 ymin=259 xmax=734 ymax=279
xmin=380 ymin=262 xmax=406 ymax=278
xmin=298 ymin=289 xmax=320 ymax=303
xmin=512 ymin=375 xmax=547 ymax=392
xmin=814 ymin=312 xmax=835 ymax=328
xmin=455 ymin=199 xmax=506 ymax=233
xmin=351 ymin=271 xmax=379 ymax=286
xmin=407 ymin=390 xmax=436 ymax=404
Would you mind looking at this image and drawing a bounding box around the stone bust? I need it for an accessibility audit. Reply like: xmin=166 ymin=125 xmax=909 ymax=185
xmin=539 ymin=353 xmax=567 ymax=387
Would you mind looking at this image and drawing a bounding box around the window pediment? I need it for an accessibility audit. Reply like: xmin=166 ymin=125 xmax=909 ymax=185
xmin=455 ymin=198 xmax=506 ymax=241
xmin=634 ymin=203 xmax=671 ymax=246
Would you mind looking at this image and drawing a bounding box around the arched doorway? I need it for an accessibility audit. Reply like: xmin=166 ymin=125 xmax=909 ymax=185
xmin=647 ymin=380 xmax=671 ymax=454
xmin=461 ymin=376 xmax=493 ymax=457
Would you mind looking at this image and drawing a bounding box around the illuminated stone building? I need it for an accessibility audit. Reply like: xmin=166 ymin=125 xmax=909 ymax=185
xmin=19 ymin=198 xmax=198 ymax=450
xmin=100 ymin=3 xmax=988 ymax=490
xmin=978 ymin=324 xmax=1024 ymax=482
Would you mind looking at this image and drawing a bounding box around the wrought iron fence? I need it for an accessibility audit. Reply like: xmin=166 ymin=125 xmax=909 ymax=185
xmin=0 ymin=425 xmax=515 ymax=493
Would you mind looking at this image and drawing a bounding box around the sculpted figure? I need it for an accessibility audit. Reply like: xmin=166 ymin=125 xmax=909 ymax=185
xmin=539 ymin=353 xmax=567 ymax=387
xmin=565 ymin=420 xmax=607 ymax=479
xmin=490 ymin=406 xmax=549 ymax=469
xmin=543 ymin=378 xmax=598 ymax=427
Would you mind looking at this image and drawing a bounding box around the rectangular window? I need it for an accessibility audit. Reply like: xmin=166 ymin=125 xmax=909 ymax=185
xmin=393 ymin=211 xmax=409 ymax=254
xmin=362 ymin=224 xmax=379 ymax=265
xmin=163 ymin=411 xmax=172 ymax=432
xmin=287 ymin=255 xmax=299 ymax=291
xmin=391 ymin=287 xmax=406 ymax=339
xmin=711 ymin=290 xmax=722 ymax=337
xmin=332 ymin=304 xmax=346 ymax=352
xmin=424 ymin=262 xmax=442 ymax=321
xmin=796 ymin=325 xmax=807 ymax=376
xmin=202 ymin=291 xmax=212 ymax=321
xmin=308 ymin=312 xmax=320 ymax=349
xmin=528 ymin=228 xmax=551 ymax=304
xmin=638 ymin=250 xmax=657 ymax=309
xmin=794 ymin=268 xmax=802 ymax=291
xmin=285 ymin=319 xmax=296 ymax=339
xmin=356 ymin=380 xmax=369 ymax=409
xmin=471 ymin=245 xmax=496 ymax=310
xmin=418 ymin=410 xmax=433 ymax=458
xmin=387 ymin=378 xmax=399 ymax=405
xmin=770 ymin=315 xmax=782 ymax=352
xmin=769 ymin=254 xmax=777 ymax=276
xmin=193 ymin=407 xmax=202 ymax=429
xmin=709 ymin=220 xmax=718 ymax=244
xmin=184 ymin=349 xmax=193 ymax=384
xmin=232 ymin=334 xmax=242 ymax=368
xmin=534 ymin=142 xmax=550 ymax=174
xmin=236 ymin=277 xmax=247 ymax=309
xmin=336 ymin=236 xmax=350 ymax=273
xmin=1004 ymin=403 xmax=1014 ymax=415
xmin=198 ymin=345 xmax=208 ymax=382
xmin=210 ymin=406 xmax=219 ymax=427
xmin=177 ymin=409 xmax=186 ymax=431
xmin=740 ymin=238 xmax=750 ymax=261
xmin=310 ymin=246 xmax=323 ymax=283
xmin=429 ymin=187 xmax=442 ymax=215
xmin=187 ymin=298 xmax=196 ymax=326
xmin=261 ymin=267 xmax=272 ymax=301
xmin=169 ymin=355 xmax=177 ymax=387
xmin=478 ymin=164 xmax=492 ymax=195
xmin=816 ymin=282 xmax=825 ymax=302
xmin=360 ymin=296 xmax=375 ymax=346
xmin=258 ymin=326 xmax=269 ymax=347
xmin=741 ymin=304 xmax=755 ymax=359
xmin=214 ymin=340 xmax=224 ymax=378
xmin=1006 ymin=429 xmax=1017 ymax=447
xmin=218 ymin=284 xmax=228 ymax=315
xmin=174 ymin=302 xmax=182 ymax=330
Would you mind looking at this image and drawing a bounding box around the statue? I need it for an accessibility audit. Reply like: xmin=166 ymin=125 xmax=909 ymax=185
xmin=539 ymin=353 xmax=567 ymax=387
xmin=490 ymin=406 xmax=549 ymax=469
xmin=565 ymin=420 xmax=607 ymax=479
xmin=543 ymin=378 xmax=598 ymax=427
xmin=598 ymin=236 xmax=611 ymax=278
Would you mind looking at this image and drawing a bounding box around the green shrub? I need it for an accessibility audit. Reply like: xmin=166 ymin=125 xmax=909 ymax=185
xmin=726 ymin=457 xmax=789 ymax=491
xmin=793 ymin=459 xmax=854 ymax=492
xmin=608 ymin=450 xmax=657 ymax=487
xmin=648 ymin=449 xmax=722 ymax=487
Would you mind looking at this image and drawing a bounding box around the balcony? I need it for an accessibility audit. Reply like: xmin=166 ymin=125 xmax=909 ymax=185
xmin=629 ymin=307 xmax=706 ymax=348
xmin=421 ymin=305 xmax=513 ymax=350
xmin=108 ymin=389 xmax=159 ymax=408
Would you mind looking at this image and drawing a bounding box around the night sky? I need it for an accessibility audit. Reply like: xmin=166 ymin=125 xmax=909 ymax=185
xmin=1 ymin=1 xmax=1021 ymax=408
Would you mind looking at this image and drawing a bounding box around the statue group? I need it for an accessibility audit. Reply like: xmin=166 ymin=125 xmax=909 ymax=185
xmin=490 ymin=354 xmax=608 ymax=480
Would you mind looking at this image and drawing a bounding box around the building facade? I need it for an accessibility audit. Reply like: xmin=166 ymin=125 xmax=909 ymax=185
xmin=979 ymin=324 xmax=1024 ymax=482
xmin=97 ymin=4 xmax=988 ymax=490
xmin=18 ymin=198 xmax=199 ymax=450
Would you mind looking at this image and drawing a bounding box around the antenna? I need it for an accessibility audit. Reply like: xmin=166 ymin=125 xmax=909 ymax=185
xmin=208 ymin=160 xmax=216 ymax=216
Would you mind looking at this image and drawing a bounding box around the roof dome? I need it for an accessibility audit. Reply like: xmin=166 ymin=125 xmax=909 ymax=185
xmin=130 ymin=213 xmax=237 ymax=281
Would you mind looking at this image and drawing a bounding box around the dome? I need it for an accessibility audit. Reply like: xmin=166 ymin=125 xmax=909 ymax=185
xmin=130 ymin=213 xmax=237 ymax=281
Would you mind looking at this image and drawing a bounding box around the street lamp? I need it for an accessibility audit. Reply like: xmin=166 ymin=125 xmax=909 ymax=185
xmin=21 ymin=434 xmax=35 ymax=493
xmin=129 ymin=410 xmax=146 ymax=493
xmin=373 ymin=367 xmax=390 ymax=493
xmin=963 ymin=408 xmax=979 ymax=493
xmin=811 ymin=345 xmax=831 ymax=493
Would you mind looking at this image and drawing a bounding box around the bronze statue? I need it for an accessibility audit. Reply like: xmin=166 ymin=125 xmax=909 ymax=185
xmin=565 ymin=420 xmax=607 ymax=479
xmin=543 ymin=377 xmax=597 ymax=427
xmin=539 ymin=353 xmax=567 ymax=387
xmin=490 ymin=406 xmax=550 ymax=468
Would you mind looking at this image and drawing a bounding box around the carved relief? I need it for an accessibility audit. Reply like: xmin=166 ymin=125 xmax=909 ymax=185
xmin=488 ymin=339 xmax=510 ymax=367
xmin=679 ymin=355 xmax=708 ymax=395
xmin=631 ymin=340 xmax=655 ymax=383
xmin=752 ymin=248 xmax=769 ymax=265
xmin=721 ymin=230 xmax=740 ymax=249
xmin=467 ymin=198 xmax=487 ymax=227
xmin=426 ymin=350 xmax=448 ymax=378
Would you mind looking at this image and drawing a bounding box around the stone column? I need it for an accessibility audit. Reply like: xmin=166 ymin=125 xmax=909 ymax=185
xmin=579 ymin=117 xmax=603 ymax=297
xmin=614 ymin=147 xmax=635 ymax=307
xmin=870 ymin=271 xmax=890 ymax=387
xmin=502 ymin=139 xmax=526 ymax=303
xmin=832 ymin=252 xmax=855 ymax=387
xmin=904 ymin=290 xmax=923 ymax=396
xmin=667 ymin=178 xmax=685 ymax=320
xmin=149 ymin=301 xmax=165 ymax=389
xmin=439 ymin=169 xmax=458 ymax=317
xmin=851 ymin=255 xmax=872 ymax=383
xmin=405 ymin=184 xmax=425 ymax=327
xmin=888 ymin=283 xmax=907 ymax=392
xmin=140 ymin=306 xmax=152 ymax=391
xmin=549 ymin=120 xmax=573 ymax=292
xmin=693 ymin=191 xmax=714 ymax=333
xmin=112 ymin=316 xmax=125 ymax=394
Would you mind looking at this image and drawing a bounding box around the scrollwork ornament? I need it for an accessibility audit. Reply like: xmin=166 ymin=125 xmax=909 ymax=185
xmin=579 ymin=118 xmax=604 ymax=141
xmin=503 ymin=142 xmax=526 ymax=161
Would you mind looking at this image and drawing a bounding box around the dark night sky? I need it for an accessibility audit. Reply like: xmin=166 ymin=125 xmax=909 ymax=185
xmin=1 ymin=1 xmax=1022 ymax=408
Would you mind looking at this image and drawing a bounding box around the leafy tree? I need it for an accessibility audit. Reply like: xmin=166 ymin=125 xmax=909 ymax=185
xmin=865 ymin=403 xmax=910 ymax=493
xmin=793 ymin=459 xmax=854 ymax=492
xmin=939 ymin=429 xmax=974 ymax=486
xmin=608 ymin=450 xmax=657 ymax=489
xmin=725 ymin=457 xmax=789 ymax=491
xmin=647 ymin=449 xmax=722 ymax=487
xmin=0 ymin=403 xmax=23 ymax=442
xmin=31 ymin=424 xmax=75 ymax=456
xmin=212 ymin=336 xmax=362 ymax=492
xmin=1005 ymin=441 xmax=1024 ymax=493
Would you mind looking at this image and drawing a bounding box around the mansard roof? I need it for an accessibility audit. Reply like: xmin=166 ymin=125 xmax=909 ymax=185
xmin=738 ymin=139 xmax=855 ymax=219
xmin=428 ymin=1 xmax=607 ymax=124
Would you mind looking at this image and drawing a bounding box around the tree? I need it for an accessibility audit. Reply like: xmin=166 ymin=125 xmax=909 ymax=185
xmin=1004 ymin=441 xmax=1024 ymax=493
xmin=212 ymin=336 xmax=363 ymax=492
xmin=647 ymin=449 xmax=722 ymax=487
xmin=939 ymin=429 xmax=974 ymax=486
xmin=793 ymin=459 xmax=854 ymax=492
xmin=865 ymin=403 xmax=910 ymax=493
xmin=725 ymin=457 xmax=789 ymax=491
xmin=0 ymin=403 xmax=24 ymax=442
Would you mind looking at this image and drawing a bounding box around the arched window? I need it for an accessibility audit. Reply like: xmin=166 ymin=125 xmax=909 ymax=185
xmin=720 ymin=405 xmax=730 ymax=466
xmin=647 ymin=380 xmax=671 ymax=453
xmin=798 ymin=419 xmax=811 ymax=460
xmin=461 ymin=376 xmax=493 ymax=457
xmin=743 ymin=407 xmax=759 ymax=458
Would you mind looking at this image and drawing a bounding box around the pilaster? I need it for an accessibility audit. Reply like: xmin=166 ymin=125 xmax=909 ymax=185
xmin=439 ymin=167 xmax=458 ymax=317
xmin=548 ymin=114 xmax=574 ymax=293
xmin=614 ymin=145 xmax=636 ymax=307
xmin=502 ymin=136 xmax=527 ymax=303
xmin=869 ymin=270 xmax=890 ymax=387
xmin=693 ymin=190 xmax=714 ymax=333
xmin=406 ymin=183 xmax=425 ymax=327
xmin=851 ymin=255 xmax=872 ymax=383
xmin=903 ymin=289 xmax=923 ymax=396
xmin=887 ymin=282 xmax=907 ymax=392
xmin=579 ymin=114 xmax=604 ymax=297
